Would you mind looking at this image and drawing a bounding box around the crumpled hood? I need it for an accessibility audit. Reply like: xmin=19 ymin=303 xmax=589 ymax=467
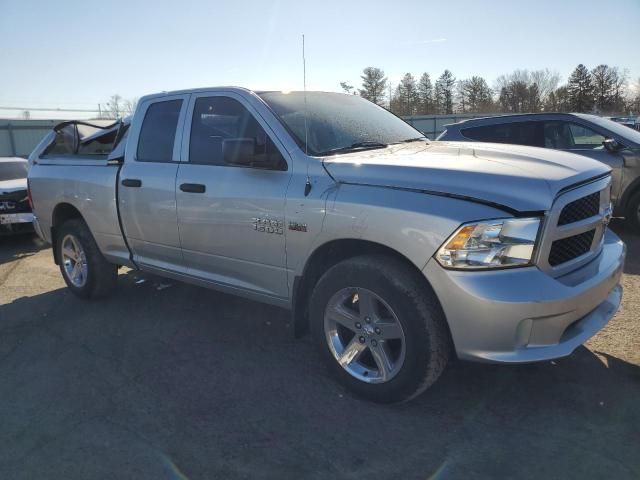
xmin=323 ymin=141 xmax=610 ymax=212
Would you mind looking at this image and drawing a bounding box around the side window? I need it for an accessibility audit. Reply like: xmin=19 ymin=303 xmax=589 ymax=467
xmin=568 ymin=123 xmax=605 ymax=149
xmin=461 ymin=122 xmax=541 ymax=147
xmin=137 ymin=99 xmax=183 ymax=162
xmin=543 ymin=122 xmax=605 ymax=150
xmin=461 ymin=124 xmax=504 ymax=142
xmin=189 ymin=96 xmax=286 ymax=170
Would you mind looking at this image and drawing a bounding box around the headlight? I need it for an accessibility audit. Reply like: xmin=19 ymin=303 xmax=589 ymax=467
xmin=436 ymin=217 xmax=541 ymax=269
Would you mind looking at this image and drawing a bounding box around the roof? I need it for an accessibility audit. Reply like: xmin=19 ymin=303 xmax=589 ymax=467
xmin=444 ymin=112 xmax=592 ymax=129
xmin=137 ymin=87 xmax=344 ymax=103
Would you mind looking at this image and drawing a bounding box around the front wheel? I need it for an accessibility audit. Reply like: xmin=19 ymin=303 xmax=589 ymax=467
xmin=57 ymin=219 xmax=118 ymax=298
xmin=310 ymin=254 xmax=451 ymax=403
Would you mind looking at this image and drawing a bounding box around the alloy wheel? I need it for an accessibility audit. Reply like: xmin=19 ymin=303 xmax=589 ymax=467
xmin=324 ymin=287 xmax=406 ymax=383
xmin=61 ymin=234 xmax=88 ymax=288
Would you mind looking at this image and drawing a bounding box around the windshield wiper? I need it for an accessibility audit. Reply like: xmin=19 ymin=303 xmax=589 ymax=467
xmin=320 ymin=141 xmax=388 ymax=155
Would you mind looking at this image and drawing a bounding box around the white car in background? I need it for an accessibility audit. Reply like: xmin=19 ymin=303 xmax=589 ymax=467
xmin=0 ymin=157 xmax=34 ymax=235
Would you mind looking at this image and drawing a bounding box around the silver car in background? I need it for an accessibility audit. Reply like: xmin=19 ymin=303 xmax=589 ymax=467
xmin=438 ymin=113 xmax=640 ymax=231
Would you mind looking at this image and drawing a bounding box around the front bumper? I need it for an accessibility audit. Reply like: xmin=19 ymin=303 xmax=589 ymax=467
xmin=424 ymin=228 xmax=625 ymax=363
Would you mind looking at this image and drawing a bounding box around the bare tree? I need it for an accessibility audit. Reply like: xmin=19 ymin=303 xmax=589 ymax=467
xmin=530 ymin=69 xmax=560 ymax=104
xmin=456 ymin=80 xmax=469 ymax=113
xmin=358 ymin=67 xmax=388 ymax=106
xmin=629 ymin=77 xmax=640 ymax=113
xmin=591 ymin=64 xmax=618 ymax=113
xmin=611 ymin=67 xmax=628 ymax=113
xmin=544 ymin=86 xmax=571 ymax=112
xmin=103 ymin=94 xmax=138 ymax=119
xmin=122 ymin=97 xmax=138 ymax=116
xmin=495 ymin=69 xmax=547 ymax=112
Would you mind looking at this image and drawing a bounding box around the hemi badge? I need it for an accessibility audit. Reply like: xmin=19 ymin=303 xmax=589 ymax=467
xmin=288 ymin=221 xmax=308 ymax=232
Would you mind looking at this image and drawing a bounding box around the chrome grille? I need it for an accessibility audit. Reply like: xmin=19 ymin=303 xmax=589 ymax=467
xmin=536 ymin=176 xmax=610 ymax=276
xmin=558 ymin=192 xmax=600 ymax=225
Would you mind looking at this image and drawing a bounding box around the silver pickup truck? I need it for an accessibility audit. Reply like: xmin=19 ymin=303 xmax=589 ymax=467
xmin=28 ymin=88 xmax=625 ymax=403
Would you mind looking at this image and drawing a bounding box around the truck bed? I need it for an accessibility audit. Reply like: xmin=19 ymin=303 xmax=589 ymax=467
xmin=28 ymin=160 xmax=133 ymax=267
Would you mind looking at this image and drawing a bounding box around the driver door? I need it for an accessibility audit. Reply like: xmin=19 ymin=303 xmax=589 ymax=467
xmin=175 ymin=92 xmax=292 ymax=301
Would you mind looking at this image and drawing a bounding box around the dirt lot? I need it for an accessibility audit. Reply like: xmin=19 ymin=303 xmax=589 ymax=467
xmin=0 ymin=223 xmax=638 ymax=479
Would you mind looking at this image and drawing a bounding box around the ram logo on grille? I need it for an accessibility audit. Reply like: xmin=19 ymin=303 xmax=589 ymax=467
xmin=0 ymin=201 xmax=16 ymax=211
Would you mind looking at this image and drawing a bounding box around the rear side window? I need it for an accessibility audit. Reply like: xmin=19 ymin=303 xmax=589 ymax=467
xmin=462 ymin=121 xmax=542 ymax=147
xmin=137 ymin=100 xmax=183 ymax=162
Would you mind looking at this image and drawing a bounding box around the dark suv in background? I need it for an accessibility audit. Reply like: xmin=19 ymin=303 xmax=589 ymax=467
xmin=438 ymin=113 xmax=640 ymax=231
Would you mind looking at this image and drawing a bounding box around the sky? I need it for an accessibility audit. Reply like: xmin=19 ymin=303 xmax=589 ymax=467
xmin=1 ymin=0 xmax=639 ymax=118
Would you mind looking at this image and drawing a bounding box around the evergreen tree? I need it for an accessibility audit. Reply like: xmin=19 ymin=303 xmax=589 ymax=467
xmin=461 ymin=76 xmax=493 ymax=113
xmin=435 ymin=70 xmax=456 ymax=114
xmin=396 ymin=73 xmax=419 ymax=115
xmin=417 ymin=73 xmax=434 ymax=114
xmin=358 ymin=67 xmax=387 ymax=106
xmin=339 ymin=81 xmax=355 ymax=95
xmin=567 ymin=64 xmax=595 ymax=112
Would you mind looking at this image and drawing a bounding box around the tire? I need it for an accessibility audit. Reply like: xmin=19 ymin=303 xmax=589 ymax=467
xmin=626 ymin=190 xmax=640 ymax=233
xmin=309 ymin=254 xmax=451 ymax=403
xmin=56 ymin=218 xmax=118 ymax=298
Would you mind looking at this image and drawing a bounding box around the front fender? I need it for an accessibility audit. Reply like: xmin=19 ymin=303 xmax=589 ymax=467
xmin=304 ymin=184 xmax=511 ymax=274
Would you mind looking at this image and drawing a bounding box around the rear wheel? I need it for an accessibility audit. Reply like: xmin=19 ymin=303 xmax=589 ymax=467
xmin=310 ymin=254 xmax=451 ymax=403
xmin=57 ymin=219 xmax=117 ymax=298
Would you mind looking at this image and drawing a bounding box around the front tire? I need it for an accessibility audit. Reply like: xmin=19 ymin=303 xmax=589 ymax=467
xmin=57 ymin=219 xmax=117 ymax=298
xmin=310 ymin=254 xmax=451 ymax=403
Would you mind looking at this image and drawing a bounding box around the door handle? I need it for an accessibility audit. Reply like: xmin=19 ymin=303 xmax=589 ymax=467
xmin=121 ymin=178 xmax=142 ymax=187
xmin=180 ymin=183 xmax=206 ymax=194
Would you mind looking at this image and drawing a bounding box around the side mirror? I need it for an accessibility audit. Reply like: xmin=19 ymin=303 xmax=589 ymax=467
xmin=603 ymin=138 xmax=624 ymax=153
xmin=223 ymin=138 xmax=257 ymax=166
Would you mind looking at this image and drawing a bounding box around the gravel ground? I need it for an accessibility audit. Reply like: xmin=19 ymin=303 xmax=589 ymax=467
xmin=0 ymin=222 xmax=638 ymax=479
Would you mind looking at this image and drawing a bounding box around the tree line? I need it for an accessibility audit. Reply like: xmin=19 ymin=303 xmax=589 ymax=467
xmin=342 ymin=65 xmax=640 ymax=116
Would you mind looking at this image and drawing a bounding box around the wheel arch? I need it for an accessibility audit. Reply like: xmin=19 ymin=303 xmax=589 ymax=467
xmin=292 ymin=238 xmax=434 ymax=338
xmin=51 ymin=203 xmax=85 ymax=265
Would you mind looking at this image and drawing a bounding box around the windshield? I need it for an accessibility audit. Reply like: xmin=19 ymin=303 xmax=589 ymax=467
xmin=577 ymin=114 xmax=640 ymax=146
xmin=0 ymin=161 xmax=28 ymax=181
xmin=258 ymin=92 xmax=426 ymax=156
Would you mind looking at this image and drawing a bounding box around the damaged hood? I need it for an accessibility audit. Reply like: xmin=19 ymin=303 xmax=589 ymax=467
xmin=323 ymin=141 xmax=610 ymax=212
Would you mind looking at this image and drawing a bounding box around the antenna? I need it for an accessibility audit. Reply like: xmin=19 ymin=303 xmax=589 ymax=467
xmin=302 ymin=34 xmax=308 ymax=156
xmin=303 ymin=34 xmax=312 ymax=197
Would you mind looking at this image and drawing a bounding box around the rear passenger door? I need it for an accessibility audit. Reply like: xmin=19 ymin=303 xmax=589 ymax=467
xmin=175 ymin=92 xmax=292 ymax=301
xmin=118 ymin=95 xmax=190 ymax=272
